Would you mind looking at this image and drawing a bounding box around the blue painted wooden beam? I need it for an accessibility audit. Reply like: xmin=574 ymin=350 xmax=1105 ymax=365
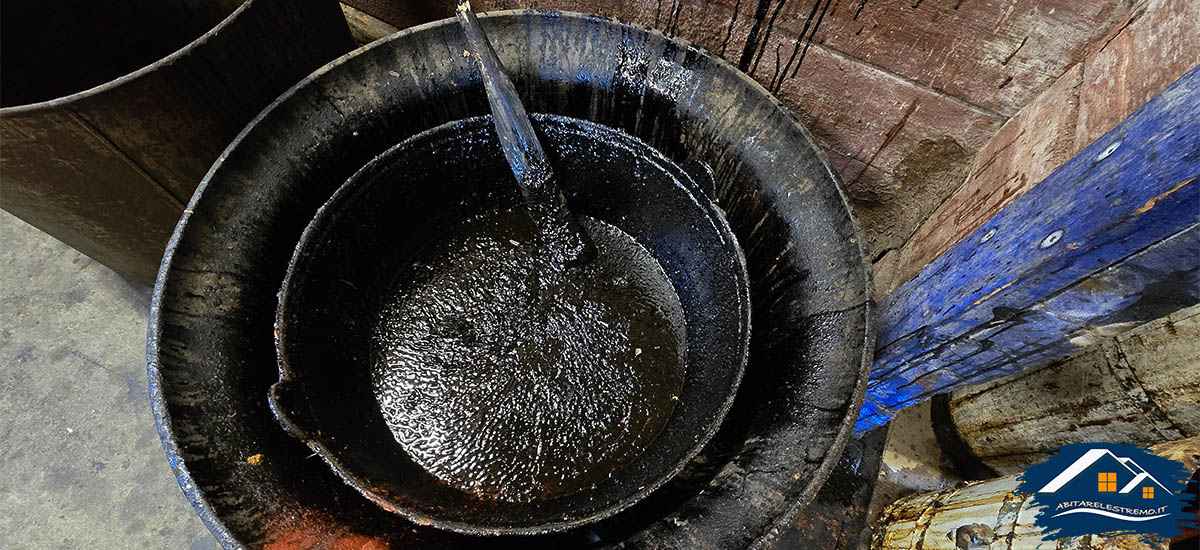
xmin=858 ymin=66 xmax=1200 ymax=432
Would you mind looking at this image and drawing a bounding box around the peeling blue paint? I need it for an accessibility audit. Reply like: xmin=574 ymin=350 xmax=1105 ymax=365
xmin=859 ymin=66 xmax=1200 ymax=432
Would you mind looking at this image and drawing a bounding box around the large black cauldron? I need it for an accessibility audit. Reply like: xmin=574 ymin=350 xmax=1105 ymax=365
xmin=148 ymin=10 xmax=872 ymax=549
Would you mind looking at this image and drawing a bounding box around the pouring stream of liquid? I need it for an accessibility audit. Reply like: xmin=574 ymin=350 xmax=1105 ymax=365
xmin=456 ymin=1 xmax=595 ymax=265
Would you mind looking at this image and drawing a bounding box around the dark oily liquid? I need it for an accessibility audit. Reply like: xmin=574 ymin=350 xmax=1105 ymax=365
xmin=371 ymin=209 xmax=686 ymax=502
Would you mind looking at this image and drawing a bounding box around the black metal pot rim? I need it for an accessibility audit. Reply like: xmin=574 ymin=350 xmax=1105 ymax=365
xmin=0 ymin=0 xmax=253 ymax=115
xmin=147 ymin=9 xmax=875 ymax=548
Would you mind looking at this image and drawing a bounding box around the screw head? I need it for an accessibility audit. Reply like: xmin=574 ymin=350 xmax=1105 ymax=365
xmin=981 ymin=228 xmax=997 ymax=243
xmin=1097 ymin=141 xmax=1121 ymax=161
xmin=1039 ymin=229 xmax=1064 ymax=249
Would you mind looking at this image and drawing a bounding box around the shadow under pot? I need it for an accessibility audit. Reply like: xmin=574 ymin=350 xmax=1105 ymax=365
xmin=270 ymin=113 xmax=751 ymax=535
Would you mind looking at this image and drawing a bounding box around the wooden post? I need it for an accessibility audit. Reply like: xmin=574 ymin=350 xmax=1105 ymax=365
xmin=936 ymin=305 xmax=1200 ymax=477
xmin=858 ymin=66 xmax=1200 ymax=432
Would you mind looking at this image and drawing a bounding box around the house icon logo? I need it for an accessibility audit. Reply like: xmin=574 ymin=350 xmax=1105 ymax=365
xmin=1017 ymin=443 xmax=1192 ymax=540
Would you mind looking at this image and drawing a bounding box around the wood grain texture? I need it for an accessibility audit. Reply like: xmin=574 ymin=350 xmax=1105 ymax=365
xmin=810 ymin=0 xmax=1130 ymax=117
xmin=893 ymin=0 xmax=1199 ymax=294
xmin=1076 ymin=0 xmax=1200 ymax=151
xmin=858 ymin=67 xmax=1200 ymax=430
xmin=891 ymin=63 xmax=1083 ymax=291
xmin=947 ymin=305 xmax=1200 ymax=476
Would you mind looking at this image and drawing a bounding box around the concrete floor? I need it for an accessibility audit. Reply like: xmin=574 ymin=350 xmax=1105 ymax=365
xmin=0 ymin=211 xmax=218 ymax=549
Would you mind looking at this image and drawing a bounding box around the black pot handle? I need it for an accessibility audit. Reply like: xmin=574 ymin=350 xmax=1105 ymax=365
xmin=268 ymin=379 xmax=317 ymax=441
xmin=457 ymin=0 xmax=595 ymax=265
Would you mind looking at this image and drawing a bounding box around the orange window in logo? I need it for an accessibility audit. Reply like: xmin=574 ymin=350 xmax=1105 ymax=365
xmin=1143 ymin=486 xmax=1154 ymax=499
xmin=1098 ymin=472 xmax=1117 ymax=492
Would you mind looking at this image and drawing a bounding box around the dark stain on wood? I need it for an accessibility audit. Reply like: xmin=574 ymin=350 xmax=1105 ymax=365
xmin=749 ymin=0 xmax=789 ymax=76
xmin=853 ymin=0 xmax=868 ymax=21
xmin=851 ymin=100 xmax=919 ymax=186
xmin=770 ymin=44 xmax=784 ymax=92
xmin=669 ymin=0 xmax=686 ymax=35
xmin=1000 ymin=35 xmax=1028 ymax=66
xmin=787 ymin=0 xmax=833 ymax=81
xmin=737 ymin=0 xmax=775 ymax=72
xmin=720 ymin=0 xmax=744 ymax=56
xmin=773 ymin=0 xmax=823 ymax=91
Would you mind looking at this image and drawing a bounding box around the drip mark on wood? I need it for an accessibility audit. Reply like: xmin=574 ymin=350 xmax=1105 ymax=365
xmin=850 ymin=100 xmax=918 ymax=186
xmin=777 ymin=40 xmax=803 ymax=92
xmin=720 ymin=0 xmax=744 ymax=57
xmin=737 ymin=0 xmax=775 ymax=72
xmin=776 ymin=0 xmax=822 ymax=90
xmin=853 ymin=0 xmax=868 ymax=20
xmin=789 ymin=0 xmax=833 ymax=80
xmin=769 ymin=44 xmax=783 ymax=91
xmin=750 ymin=0 xmax=790 ymax=76
xmin=670 ymin=0 xmax=686 ymax=36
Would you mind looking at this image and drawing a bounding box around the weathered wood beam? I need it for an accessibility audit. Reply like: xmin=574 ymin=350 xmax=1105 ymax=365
xmin=858 ymin=66 xmax=1200 ymax=432
xmin=885 ymin=0 xmax=1200 ymax=295
xmin=938 ymin=304 xmax=1200 ymax=477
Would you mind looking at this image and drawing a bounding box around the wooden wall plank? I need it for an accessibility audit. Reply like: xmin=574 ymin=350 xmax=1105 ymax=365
xmin=1076 ymin=0 xmax=1200 ymax=150
xmin=810 ymin=0 xmax=1129 ymax=116
xmin=890 ymin=63 xmax=1082 ymax=291
xmin=892 ymin=0 xmax=1200 ymax=294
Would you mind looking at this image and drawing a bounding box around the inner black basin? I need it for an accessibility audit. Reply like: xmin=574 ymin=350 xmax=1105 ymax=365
xmin=372 ymin=211 xmax=688 ymax=503
xmin=0 ymin=0 xmax=239 ymax=107
xmin=272 ymin=114 xmax=749 ymax=534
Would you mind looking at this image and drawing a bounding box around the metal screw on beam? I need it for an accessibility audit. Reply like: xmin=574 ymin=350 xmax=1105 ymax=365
xmin=1097 ymin=141 xmax=1121 ymax=161
xmin=980 ymin=228 xmax=996 ymax=243
xmin=1039 ymin=229 xmax=1064 ymax=249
